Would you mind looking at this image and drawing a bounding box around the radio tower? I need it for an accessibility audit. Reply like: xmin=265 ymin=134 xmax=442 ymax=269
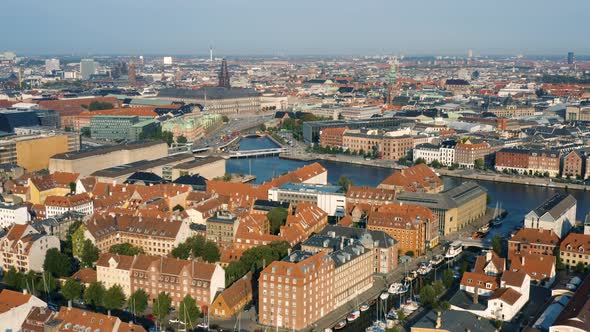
xmin=209 ymin=45 xmax=213 ymax=62
xmin=387 ymin=58 xmax=399 ymax=106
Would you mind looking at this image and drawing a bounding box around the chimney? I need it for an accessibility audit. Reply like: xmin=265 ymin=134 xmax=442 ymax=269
xmin=108 ymin=310 xmax=111 ymax=317
xmin=68 ymin=300 xmax=72 ymax=310
xmin=23 ymin=289 xmax=28 ymax=295
xmin=435 ymin=311 xmax=442 ymax=329
xmin=521 ymin=255 xmax=525 ymax=265
xmin=473 ymin=288 xmax=479 ymax=304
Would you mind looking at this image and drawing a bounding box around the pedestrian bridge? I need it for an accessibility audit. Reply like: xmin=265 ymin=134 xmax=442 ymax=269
xmin=460 ymin=238 xmax=492 ymax=250
xmin=227 ymin=147 xmax=287 ymax=158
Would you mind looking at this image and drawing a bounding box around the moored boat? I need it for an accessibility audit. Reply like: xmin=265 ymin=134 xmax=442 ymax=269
xmin=347 ymin=309 xmax=360 ymax=322
xmin=334 ymin=320 xmax=347 ymax=330
xmin=360 ymin=303 xmax=370 ymax=312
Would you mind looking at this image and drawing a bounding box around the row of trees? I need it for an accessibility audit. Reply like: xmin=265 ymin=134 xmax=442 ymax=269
xmin=309 ymin=145 xmax=379 ymax=159
xmin=109 ymin=243 xmax=145 ymax=256
xmin=171 ymin=235 xmax=221 ymax=263
xmin=267 ymin=207 xmax=288 ymax=235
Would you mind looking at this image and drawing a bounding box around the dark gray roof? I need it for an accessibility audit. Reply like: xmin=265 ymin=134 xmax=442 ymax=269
xmin=413 ymin=310 xmax=496 ymax=332
xmin=173 ymin=174 xmax=207 ymax=187
xmin=52 ymin=140 xmax=164 ymax=160
xmin=397 ymin=182 xmax=487 ymax=210
xmin=252 ymin=200 xmax=290 ymax=212
xmin=172 ymin=156 xmax=224 ymax=170
xmin=531 ymin=193 xmax=577 ymax=220
xmin=448 ymin=290 xmax=488 ymax=311
xmin=124 ymin=172 xmax=168 ymax=185
xmin=158 ymin=87 xmax=260 ymax=100
xmin=317 ymin=225 xmax=398 ymax=248
xmin=91 ymin=154 xmax=193 ymax=178
xmin=329 ymin=243 xmax=367 ymax=268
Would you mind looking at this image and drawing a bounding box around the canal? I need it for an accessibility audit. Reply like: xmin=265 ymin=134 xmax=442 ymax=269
xmin=228 ymin=137 xmax=590 ymax=223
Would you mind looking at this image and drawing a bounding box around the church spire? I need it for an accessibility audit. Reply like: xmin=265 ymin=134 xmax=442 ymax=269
xmin=218 ymin=58 xmax=230 ymax=88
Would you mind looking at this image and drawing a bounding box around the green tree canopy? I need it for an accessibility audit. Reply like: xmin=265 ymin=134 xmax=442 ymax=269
xmin=267 ymin=207 xmax=288 ymax=235
xmin=442 ymin=269 xmax=454 ymax=289
xmin=84 ymin=281 xmax=106 ymax=308
xmin=109 ymin=243 xmax=145 ymax=256
xmin=128 ymin=289 xmax=149 ymax=315
xmin=81 ymin=239 xmax=100 ymax=268
xmin=62 ymin=279 xmax=83 ymax=301
xmin=3 ymin=267 xmax=21 ymax=289
xmin=37 ymin=272 xmax=57 ymax=295
xmin=104 ymin=285 xmax=126 ymax=311
xmin=86 ymin=101 xmax=114 ymax=111
xmin=178 ymin=295 xmax=201 ymax=327
xmin=419 ymin=285 xmax=437 ymax=307
xmin=153 ymin=292 xmax=172 ymax=325
xmin=492 ymin=235 xmax=503 ymax=256
xmin=176 ymin=135 xmax=188 ymax=144
xmin=337 ymin=176 xmax=354 ymax=193
xmin=43 ymin=248 xmax=71 ymax=277
xmin=202 ymin=241 xmax=221 ymax=263
xmin=224 ymin=241 xmax=290 ymax=286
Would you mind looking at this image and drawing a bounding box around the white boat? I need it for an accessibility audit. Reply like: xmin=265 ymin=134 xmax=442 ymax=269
xmin=388 ymin=282 xmax=402 ymax=294
xmin=395 ymin=282 xmax=409 ymax=295
xmin=347 ymin=309 xmax=360 ymax=322
xmin=479 ymin=224 xmax=490 ymax=233
xmin=360 ymin=303 xmax=371 ymax=312
xmin=417 ymin=262 xmax=433 ymax=275
xmin=401 ymin=300 xmax=419 ymax=315
xmin=387 ymin=308 xmax=399 ymax=320
xmin=445 ymin=240 xmax=463 ymax=258
xmin=366 ymin=320 xmax=386 ymax=332
xmin=430 ymin=255 xmax=444 ymax=266
xmin=334 ymin=320 xmax=347 ymax=330
xmin=491 ymin=202 xmax=505 ymax=226
xmin=380 ymin=292 xmax=390 ymax=300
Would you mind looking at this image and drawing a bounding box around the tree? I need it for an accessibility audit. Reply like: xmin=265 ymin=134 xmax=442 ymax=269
xmin=433 ymin=281 xmax=445 ymax=297
xmin=37 ymin=272 xmax=57 ymax=295
xmin=405 ymin=250 xmax=415 ymax=257
xmin=104 ymin=285 xmax=126 ymax=311
xmin=337 ymin=176 xmax=353 ymax=193
xmin=442 ymin=269 xmax=454 ymax=289
xmin=221 ymin=115 xmax=229 ymax=123
xmin=419 ymin=285 xmax=437 ymax=307
xmin=431 ymin=160 xmax=443 ymax=169
xmin=474 ymin=158 xmax=485 ymax=170
xmin=81 ymin=239 xmax=100 ymax=268
xmin=162 ymin=131 xmax=174 ymax=146
xmin=414 ymin=158 xmax=427 ymax=165
xmin=202 ymin=241 xmax=221 ymax=263
xmin=128 ymin=289 xmax=149 ymax=316
xmin=3 ymin=267 xmax=20 ymax=289
xmin=171 ymin=242 xmax=192 ymax=260
xmin=84 ymin=281 xmax=106 ymax=308
xmin=109 ymin=243 xmax=145 ymax=256
xmin=492 ymin=235 xmax=503 ymax=256
xmin=178 ymin=295 xmax=201 ymax=327
xmin=71 ymin=224 xmax=87 ymax=258
xmin=267 ymin=207 xmax=288 ymax=235
xmin=44 ymin=248 xmax=71 ymax=277
xmin=69 ymin=182 xmax=76 ymax=193
xmin=62 ymin=279 xmax=83 ymax=301
xmin=176 ymin=135 xmax=188 ymax=144
xmin=459 ymin=260 xmax=469 ymax=275
xmin=81 ymin=127 xmax=91 ymax=137
xmin=575 ymin=262 xmax=586 ymax=274
xmin=153 ymin=292 xmax=172 ymax=326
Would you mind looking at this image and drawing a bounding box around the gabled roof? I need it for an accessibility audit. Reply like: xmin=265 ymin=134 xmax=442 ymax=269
xmin=530 ymin=193 xmax=576 ymax=220
xmin=501 ymin=270 xmax=527 ymax=288
xmin=509 ymin=228 xmax=559 ymax=246
xmin=378 ymin=164 xmax=443 ymax=193
xmin=560 ymin=232 xmax=590 ymax=253
xmin=489 ymin=287 xmax=522 ymax=305
xmin=0 ymin=289 xmax=33 ymax=314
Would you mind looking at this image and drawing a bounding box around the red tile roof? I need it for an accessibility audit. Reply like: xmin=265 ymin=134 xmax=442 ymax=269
xmin=378 ymin=164 xmax=443 ymax=192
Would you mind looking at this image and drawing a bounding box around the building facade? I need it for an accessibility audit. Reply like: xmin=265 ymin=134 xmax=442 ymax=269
xmin=0 ymin=224 xmax=60 ymax=272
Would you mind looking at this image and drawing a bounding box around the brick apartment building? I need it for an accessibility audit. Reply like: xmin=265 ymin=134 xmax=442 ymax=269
xmin=562 ymin=150 xmax=584 ymax=178
xmin=495 ymin=148 xmax=561 ymax=177
xmin=455 ymin=141 xmax=491 ymax=168
xmin=341 ymin=132 xmax=413 ymax=160
xmin=319 ymin=127 xmax=347 ymax=148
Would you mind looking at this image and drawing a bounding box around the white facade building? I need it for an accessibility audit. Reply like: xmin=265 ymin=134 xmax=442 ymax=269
xmin=413 ymin=144 xmax=441 ymax=164
xmin=0 ymin=224 xmax=60 ymax=273
xmin=44 ymin=193 xmax=94 ymax=218
xmin=45 ymin=58 xmax=60 ymax=74
xmin=524 ymin=193 xmax=576 ymax=239
xmin=268 ymin=183 xmax=345 ymax=216
xmin=0 ymin=203 xmax=30 ymax=228
xmin=0 ymin=289 xmax=47 ymax=332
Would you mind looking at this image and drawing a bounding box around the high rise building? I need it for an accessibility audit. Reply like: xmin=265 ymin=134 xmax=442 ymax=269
xmin=568 ymin=52 xmax=574 ymax=65
xmin=45 ymin=58 xmax=60 ymax=74
xmin=468 ymin=49 xmax=473 ymax=58
xmin=80 ymin=59 xmax=97 ymax=80
xmin=163 ymin=56 xmax=173 ymax=65
xmin=218 ymin=58 xmax=230 ymax=88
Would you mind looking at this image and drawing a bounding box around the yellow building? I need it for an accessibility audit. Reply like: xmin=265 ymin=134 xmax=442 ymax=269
xmin=0 ymin=133 xmax=79 ymax=172
xmin=28 ymin=176 xmax=70 ymax=205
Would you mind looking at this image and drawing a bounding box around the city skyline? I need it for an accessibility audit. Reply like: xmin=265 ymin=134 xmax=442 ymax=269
xmin=2 ymin=0 xmax=589 ymax=56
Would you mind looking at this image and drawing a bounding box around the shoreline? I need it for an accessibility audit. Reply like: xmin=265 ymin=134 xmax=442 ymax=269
xmin=280 ymin=153 xmax=589 ymax=192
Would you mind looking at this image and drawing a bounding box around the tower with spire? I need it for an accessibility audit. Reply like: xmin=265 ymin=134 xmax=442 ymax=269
xmin=387 ymin=58 xmax=399 ymax=105
xmin=218 ymin=58 xmax=231 ymax=88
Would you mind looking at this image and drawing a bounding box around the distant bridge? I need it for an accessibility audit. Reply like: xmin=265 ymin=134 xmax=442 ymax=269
xmin=227 ymin=148 xmax=287 ymax=158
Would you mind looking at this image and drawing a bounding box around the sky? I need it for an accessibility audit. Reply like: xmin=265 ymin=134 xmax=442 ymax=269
xmin=2 ymin=0 xmax=589 ymax=56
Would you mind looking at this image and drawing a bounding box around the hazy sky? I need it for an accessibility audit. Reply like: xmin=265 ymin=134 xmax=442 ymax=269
xmin=2 ymin=0 xmax=589 ymax=56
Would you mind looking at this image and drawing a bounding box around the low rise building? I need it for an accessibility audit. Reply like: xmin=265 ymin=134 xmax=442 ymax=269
xmin=562 ymin=150 xmax=584 ymax=178
xmin=90 ymin=115 xmax=158 ymax=141
xmin=44 ymin=192 xmax=93 ymax=218
xmin=206 ymin=211 xmax=240 ymax=249
xmin=0 ymin=224 xmax=60 ymax=272
xmin=367 ymin=203 xmax=438 ymax=255
xmin=268 ymin=182 xmax=345 ymax=216
xmin=495 ymin=148 xmax=561 ymax=177
xmin=559 ymin=233 xmax=590 ymax=269
xmin=211 ymin=272 xmax=252 ymax=319
xmin=455 ymin=140 xmax=490 ymax=168
xmin=46 ymin=306 xmax=145 ymax=332
xmin=550 ymin=274 xmax=590 ymax=332
xmin=524 ymin=193 xmax=576 ymax=238
xmin=171 ymin=156 xmax=226 ymax=180
xmin=397 ymin=182 xmax=487 ymax=235
xmin=0 ymin=202 xmax=30 ymax=228
xmin=85 ymin=214 xmax=192 ymax=256
xmin=96 ymin=253 xmax=225 ymax=309
xmin=0 ymin=289 xmax=47 ymax=332
xmin=319 ymin=127 xmax=347 ymax=148
xmin=508 ymin=228 xmax=559 ymax=259
xmin=342 ymin=131 xmax=413 ymax=160
xmin=377 ymin=164 xmax=443 ymax=193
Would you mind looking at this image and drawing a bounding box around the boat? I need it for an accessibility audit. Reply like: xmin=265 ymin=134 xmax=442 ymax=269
xmin=366 ymin=320 xmax=386 ymax=332
xmin=491 ymin=202 xmax=504 ymax=226
xmin=380 ymin=292 xmax=390 ymax=300
xmin=324 ymin=329 xmax=333 ymax=332
xmin=479 ymin=223 xmax=490 ymax=233
xmin=334 ymin=320 xmax=347 ymax=330
xmin=394 ymin=282 xmax=409 ymax=295
xmin=445 ymin=240 xmax=463 ymax=259
xmin=347 ymin=309 xmax=360 ymax=322
xmin=360 ymin=303 xmax=371 ymax=312
xmin=386 ymin=308 xmax=399 ymax=320
xmin=417 ymin=262 xmax=432 ymax=275
xmin=430 ymin=255 xmax=444 ymax=265
xmin=388 ymin=282 xmax=401 ymax=294
xmin=401 ymin=299 xmax=419 ymax=315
